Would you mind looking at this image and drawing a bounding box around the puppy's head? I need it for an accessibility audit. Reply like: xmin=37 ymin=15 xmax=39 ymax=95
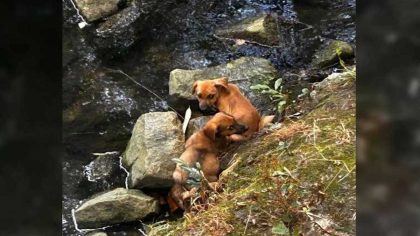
xmin=203 ymin=112 xmax=248 ymax=140
xmin=192 ymin=77 xmax=229 ymax=111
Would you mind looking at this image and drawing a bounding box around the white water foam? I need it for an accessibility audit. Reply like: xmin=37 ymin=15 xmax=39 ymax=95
xmin=67 ymin=0 xmax=89 ymax=29
xmin=71 ymin=208 xmax=112 ymax=233
xmin=119 ymin=156 xmax=130 ymax=189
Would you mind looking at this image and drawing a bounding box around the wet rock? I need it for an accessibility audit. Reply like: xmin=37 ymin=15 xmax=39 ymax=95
xmin=169 ymin=57 xmax=278 ymax=112
xmin=74 ymin=0 xmax=122 ymax=22
xmin=95 ymin=4 xmax=142 ymax=49
xmin=122 ymin=112 xmax=184 ymax=188
xmin=84 ymin=152 xmax=121 ymax=182
xmin=186 ymin=116 xmax=212 ymax=139
xmin=91 ymin=0 xmax=178 ymax=52
xmin=75 ymin=188 xmax=159 ymax=229
xmin=216 ymin=13 xmax=283 ymax=46
xmin=311 ymin=40 xmax=354 ymax=68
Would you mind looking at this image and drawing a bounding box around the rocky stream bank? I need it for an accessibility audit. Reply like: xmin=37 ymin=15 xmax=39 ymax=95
xmin=63 ymin=0 xmax=355 ymax=235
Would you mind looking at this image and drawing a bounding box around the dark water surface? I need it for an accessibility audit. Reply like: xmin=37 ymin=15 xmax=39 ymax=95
xmin=62 ymin=0 xmax=355 ymax=234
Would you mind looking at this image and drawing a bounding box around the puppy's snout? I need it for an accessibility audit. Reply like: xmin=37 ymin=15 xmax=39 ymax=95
xmin=199 ymin=102 xmax=208 ymax=110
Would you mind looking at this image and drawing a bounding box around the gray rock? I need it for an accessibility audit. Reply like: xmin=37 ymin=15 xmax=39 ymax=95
xmin=122 ymin=112 xmax=184 ymax=188
xmin=169 ymin=57 xmax=278 ymax=112
xmin=95 ymin=4 xmax=142 ymax=49
xmin=186 ymin=116 xmax=212 ymax=139
xmin=216 ymin=13 xmax=283 ymax=46
xmin=75 ymin=188 xmax=159 ymax=229
xmin=311 ymin=40 xmax=354 ymax=68
xmin=74 ymin=0 xmax=121 ymax=22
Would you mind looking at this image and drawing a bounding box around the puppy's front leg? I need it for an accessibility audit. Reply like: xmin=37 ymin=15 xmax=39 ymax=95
xmin=228 ymin=134 xmax=250 ymax=142
xmin=200 ymin=153 xmax=220 ymax=182
xmin=181 ymin=187 xmax=197 ymax=200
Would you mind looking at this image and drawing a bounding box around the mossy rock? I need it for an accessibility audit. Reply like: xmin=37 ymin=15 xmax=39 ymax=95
xmin=149 ymin=70 xmax=356 ymax=235
xmin=216 ymin=13 xmax=283 ymax=47
xmin=75 ymin=188 xmax=159 ymax=229
xmin=311 ymin=40 xmax=354 ymax=68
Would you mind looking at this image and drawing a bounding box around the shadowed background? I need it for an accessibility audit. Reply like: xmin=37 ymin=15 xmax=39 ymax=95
xmin=0 ymin=0 xmax=62 ymax=235
xmin=357 ymin=0 xmax=420 ymax=234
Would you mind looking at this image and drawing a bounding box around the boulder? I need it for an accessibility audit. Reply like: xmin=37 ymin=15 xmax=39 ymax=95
xmin=122 ymin=112 xmax=184 ymax=188
xmin=95 ymin=4 xmax=142 ymax=49
xmin=74 ymin=0 xmax=122 ymax=22
xmin=169 ymin=57 xmax=278 ymax=113
xmin=311 ymin=40 xmax=354 ymax=68
xmin=186 ymin=116 xmax=212 ymax=139
xmin=215 ymin=13 xmax=283 ymax=46
xmin=74 ymin=188 xmax=159 ymax=229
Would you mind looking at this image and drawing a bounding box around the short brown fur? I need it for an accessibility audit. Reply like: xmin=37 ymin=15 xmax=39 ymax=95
xmin=193 ymin=77 xmax=274 ymax=141
xmin=169 ymin=112 xmax=247 ymax=210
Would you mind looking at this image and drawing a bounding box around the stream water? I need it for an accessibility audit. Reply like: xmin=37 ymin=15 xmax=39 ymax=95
xmin=62 ymin=0 xmax=355 ymax=235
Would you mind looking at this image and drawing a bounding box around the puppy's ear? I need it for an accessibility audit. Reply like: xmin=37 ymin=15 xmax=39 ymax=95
xmin=192 ymin=81 xmax=198 ymax=94
xmin=214 ymin=77 xmax=229 ymax=90
xmin=203 ymin=123 xmax=218 ymax=140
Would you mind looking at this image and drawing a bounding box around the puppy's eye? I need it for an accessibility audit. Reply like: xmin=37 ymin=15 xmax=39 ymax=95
xmin=207 ymin=94 xmax=214 ymax=99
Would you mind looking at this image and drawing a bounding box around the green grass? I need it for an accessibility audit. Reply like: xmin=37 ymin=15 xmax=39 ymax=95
xmin=148 ymin=71 xmax=356 ymax=236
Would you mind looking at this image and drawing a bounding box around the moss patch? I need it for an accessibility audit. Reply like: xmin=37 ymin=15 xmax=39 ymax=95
xmin=149 ymin=72 xmax=355 ymax=235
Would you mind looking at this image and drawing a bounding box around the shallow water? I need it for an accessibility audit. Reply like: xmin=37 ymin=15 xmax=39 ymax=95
xmin=62 ymin=0 xmax=355 ymax=234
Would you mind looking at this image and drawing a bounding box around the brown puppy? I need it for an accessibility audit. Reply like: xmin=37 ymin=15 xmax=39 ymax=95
xmin=169 ymin=112 xmax=248 ymax=209
xmin=193 ymin=77 xmax=274 ymax=141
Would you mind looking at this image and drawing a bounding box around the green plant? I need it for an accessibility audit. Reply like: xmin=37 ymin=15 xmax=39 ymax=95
xmin=297 ymin=88 xmax=310 ymax=100
xmin=171 ymin=158 xmax=203 ymax=188
xmin=336 ymin=48 xmax=356 ymax=79
xmin=272 ymin=221 xmax=290 ymax=235
xmin=251 ymin=78 xmax=288 ymax=113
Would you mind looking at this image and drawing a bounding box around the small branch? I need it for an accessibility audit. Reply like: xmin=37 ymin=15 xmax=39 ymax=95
xmin=243 ymin=206 xmax=253 ymax=235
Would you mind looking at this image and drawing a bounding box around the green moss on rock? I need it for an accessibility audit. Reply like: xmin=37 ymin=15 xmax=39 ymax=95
xmin=215 ymin=13 xmax=283 ymax=46
xmin=311 ymin=40 xmax=354 ymax=68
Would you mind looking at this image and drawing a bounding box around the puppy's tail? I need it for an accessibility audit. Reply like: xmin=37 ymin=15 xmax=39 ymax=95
xmin=259 ymin=115 xmax=275 ymax=130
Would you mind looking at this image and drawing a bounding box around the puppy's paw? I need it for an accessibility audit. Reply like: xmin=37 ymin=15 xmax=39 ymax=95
xmin=228 ymin=134 xmax=249 ymax=142
xmin=181 ymin=187 xmax=197 ymax=200
xmin=208 ymin=182 xmax=222 ymax=192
